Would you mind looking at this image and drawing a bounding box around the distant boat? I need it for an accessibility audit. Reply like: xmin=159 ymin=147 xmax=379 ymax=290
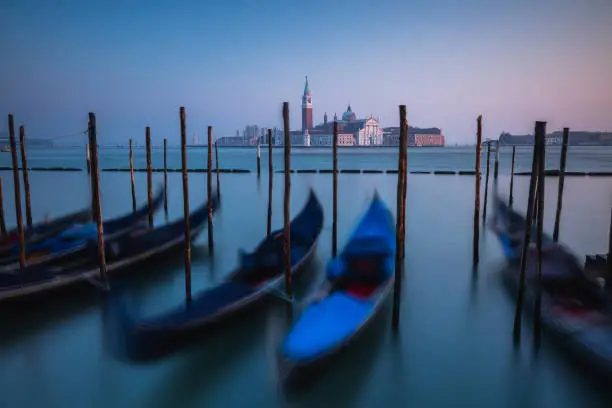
xmin=1 ymin=146 xmax=10 ymax=153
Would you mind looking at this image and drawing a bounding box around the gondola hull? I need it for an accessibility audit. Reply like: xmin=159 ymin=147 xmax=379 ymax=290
xmin=501 ymin=261 xmax=612 ymax=377
xmin=113 ymin=249 xmax=318 ymax=360
xmin=279 ymin=281 xmax=394 ymax=390
xmin=0 ymin=190 xmax=218 ymax=304
xmin=110 ymin=189 xmax=324 ymax=361
xmin=0 ymin=185 xmax=166 ymax=271
xmin=0 ymin=208 xmax=91 ymax=256
xmin=491 ymin=194 xmax=612 ymax=378
xmin=278 ymin=193 xmax=396 ymax=389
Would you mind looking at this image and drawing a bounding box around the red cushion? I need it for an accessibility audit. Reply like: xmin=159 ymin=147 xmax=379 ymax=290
xmin=345 ymin=283 xmax=377 ymax=299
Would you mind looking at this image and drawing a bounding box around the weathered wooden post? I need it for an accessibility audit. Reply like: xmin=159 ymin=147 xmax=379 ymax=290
xmin=86 ymin=143 xmax=91 ymax=174
xmin=482 ymin=141 xmax=492 ymax=223
xmin=88 ymin=112 xmax=108 ymax=284
xmin=0 ymin=177 xmax=6 ymax=236
xmin=533 ymin=121 xmax=546 ymax=348
xmin=129 ymin=139 xmax=136 ymax=213
xmin=512 ymin=121 xmax=542 ymax=344
xmin=87 ymin=141 xmax=97 ymax=220
xmin=509 ymin=146 xmax=516 ymax=208
xmin=180 ymin=107 xmax=192 ymax=302
xmin=19 ymin=125 xmax=32 ymax=228
xmin=493 ymin=140 xmax=499 ymax=181
xmin=145 ymin=127 xmax=153 ymax=228
xmin=257 ymin=139 xmax=261 ymax=179
xmin=332 ymin=120 xmax=339 ymax=257
xmin=207 ymin=126 xmax=214 ymax=252
xmin=267 ymin=129 xmax=273 ymax=238
xmin=392 ymin=105 xmax=408 ymax=331
xmin=8 ymin=114 xmax=25 ymax=269
xmin=552 ymin=127 xmax=569 ymax=242
xmin=608 ymin=207 xmax=612 ymax=280
xmin=282 ymin=102 xmax=292 ymax=299
xmin=215 ymin=141 xmax=221 ymax=203
xmin=163 ymin=138 xmax=168 ymax=215
xmin=473 ymin=116 xmax=483 ymax=265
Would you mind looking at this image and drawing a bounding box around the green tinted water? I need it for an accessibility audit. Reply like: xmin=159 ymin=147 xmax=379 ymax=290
xmin=0 ymin=148 xmax=610 ymax=408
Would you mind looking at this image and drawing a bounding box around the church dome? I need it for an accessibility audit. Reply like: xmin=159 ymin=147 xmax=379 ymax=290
xmin=342 ymin=104 xmax=356 ymax=122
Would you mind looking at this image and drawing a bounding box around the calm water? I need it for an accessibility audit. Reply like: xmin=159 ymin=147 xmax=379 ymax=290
xmin=1 ymin=145 xmax=612 ymax=173
xmin=0 ymin=148 xmax=611 ymax=408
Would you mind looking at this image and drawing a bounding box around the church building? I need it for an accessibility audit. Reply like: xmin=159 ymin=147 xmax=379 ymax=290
xmin=300 ymin=77 xmax=383 ymax=146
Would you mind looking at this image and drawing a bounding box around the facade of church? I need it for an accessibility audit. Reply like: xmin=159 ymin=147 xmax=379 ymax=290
xmin=301 ymin=77 xmax=384 ymax=147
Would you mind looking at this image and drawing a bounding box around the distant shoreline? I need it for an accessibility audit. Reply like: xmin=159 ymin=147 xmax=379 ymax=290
xmin=187 ymin=145 xmax=447 ymax=149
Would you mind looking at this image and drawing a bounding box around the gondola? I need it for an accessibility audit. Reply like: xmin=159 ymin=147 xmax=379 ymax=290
xmin=0 ymin=208 xmax=92 ymax=255
xmin=490 ymin=194 xmax=612 ymax=376
xmin=277 ymin=191 xmax=396 ymax=388
xmin=108 ymin=188 xmax=323 ymax=361
xmin=0 ymin=190 xmax=219 ymax=304
xmin=490 ymin=195 xmax=554 ymax=262
xmin=0 ymin=185 xmax=166 ymax=272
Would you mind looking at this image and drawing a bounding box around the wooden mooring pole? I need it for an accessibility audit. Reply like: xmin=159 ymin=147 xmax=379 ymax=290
xmin=282 ymin=102 xmax=292 ymax=299
xmin=552 ymin=127 xmax=569 ymax=242
xmin=145 ymin=127 xmax=153 ymax=228
xmin=512 ymin=121 xmax=543 ymax=344
xmin=88 ymin=112 xmax=108 ymax=284
xmin=86 ymin=143 xmax=91 ymax=174
xmin=392 ymin=105 xmax=408 ymax=331
xmin=0 ymin=177 xmax=6 ymax=236
xmin=257 ymin=139 xmax=261 ymax=179
xmin=8 ymin=114 xmax=25 ymax=269
xmin=482 ymin=141 xmax=492 ymax=224
xmin=608 ymin=207 xmax=612 ymax=280
xmin=267 ymin=129 xmax=273 ymax=238
xmin=88 ymin=142 xmax=97 ymax=220
xmin=19 ymin=125 xmax=32 ymax=228
xmin=332 ymin=120 xmax=339 ymax=258
xmin=472 ymin=115 xmax=483 ymax=265
xmin=215 ymin=141 xmax=221 ymax=203
xmin=493 ymin=140 xmax=499 ymax=181
xmin=401 ymin=126 xmax=408 ymax=262
xmin=180 ymin=107 xmax=192 ymax=302
xmin=207 ymin=126 xmax=214 ymax=252
xmin=509 ymin=146 xmax=516 ymax=208
xmin=533 ymin=121 xmax=546 ymax=349
xmin=129 ymin=139 xmax=136 ymax=213
xmin=163 ymin=138 xmax=168 ymax=216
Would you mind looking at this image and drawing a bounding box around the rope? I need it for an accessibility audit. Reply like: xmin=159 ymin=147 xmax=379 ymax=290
xmin=42 ymin=129 xmax=88 ymax=141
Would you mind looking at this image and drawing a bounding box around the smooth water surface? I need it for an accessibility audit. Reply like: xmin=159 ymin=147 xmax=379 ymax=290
xmin=0 ymin=151 xmax=610 ymax=407
xmin=1 ymin=145 xmax=612 ymax=173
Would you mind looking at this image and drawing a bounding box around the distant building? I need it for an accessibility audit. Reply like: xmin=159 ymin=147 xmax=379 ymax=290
xmin=242 ymin=125 xmax=260 ymax=145
xmin=303 ymin=129 xmax=311 ymax=147
xmin=338 ymin=133 xmax=355 ymax=146
xmin=499 ymin=131 xmax=612 ymax=146
xmin=309 ymin=134 xmax=332 ymax=146
xmin=302 ymin=76 xmax=313 ymax=132
xmin=410 ymin=134 xmax=445 ymax=147
xmin=382 ymin=126 xmax=445 ymax=147
xmin=305 ymin=105 xmax=383 ymax=146
xmin=216 ymin=136 xmax=245 ymax=146
xmin=297 ymin=76 xmax=383 ymax=146
xmin=273 ymin=127 xmax=283 ymax=146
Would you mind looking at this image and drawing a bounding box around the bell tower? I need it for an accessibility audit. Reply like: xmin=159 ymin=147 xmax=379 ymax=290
xmin=301 ymin=76 xmax=313 ymax=132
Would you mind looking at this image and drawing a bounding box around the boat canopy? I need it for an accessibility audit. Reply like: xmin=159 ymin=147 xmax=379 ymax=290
xmin=343 ymin=236 xmax=393 ymax=258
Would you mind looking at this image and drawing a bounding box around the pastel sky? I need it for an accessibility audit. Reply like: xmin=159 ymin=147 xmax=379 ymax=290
xmin=1 ymin=0 xmax=611 ymax=145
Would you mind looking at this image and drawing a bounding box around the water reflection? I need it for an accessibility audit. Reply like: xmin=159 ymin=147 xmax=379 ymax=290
xmin=0 ymin=172 xmax=610 ymax=407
